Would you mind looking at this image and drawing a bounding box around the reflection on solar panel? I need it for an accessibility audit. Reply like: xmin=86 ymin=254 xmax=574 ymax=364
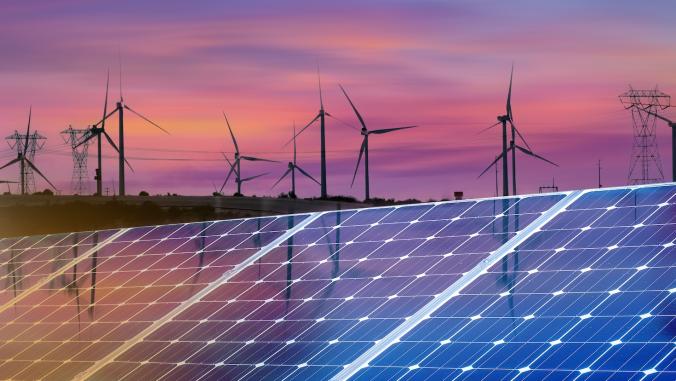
xmin=0 ymin=184 xmax=672 ymax=381
xmin=349 ymin=183 xmax=675 ymax=381
xmin=86 ymin=193 xmax=566 ymax=380
xmin=0 ymin=215 xmax=308 ymax=380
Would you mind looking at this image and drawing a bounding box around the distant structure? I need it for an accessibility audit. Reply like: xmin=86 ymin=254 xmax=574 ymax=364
xmin=538 ymin=178 xmax=559 ymax=193
xmin=338 ymin=84 xmax=416 ymax=201
xmin=220 ymin=113 xmax=275 ymax=196
xmin=288 ymin=67 xmax=330 ymax=199
xmin=92 ymin=66 xmax=168 ymax=197
xmin=5 ymin=131 xmax=47 ymax=194
xmin=4 ymin=125 xmax=46 ymax=194
xmin=479 ymin=65 xmax=557 ymax=196
xmin=1 ymin=107 xmax=56 ymax=194
xmin=273 ymin=123 xmax=319 ymax=198
xmin=61 ymin=126 xmax=91 ymax=195
xmin=619 ymin=87 xmax=671 ymax=184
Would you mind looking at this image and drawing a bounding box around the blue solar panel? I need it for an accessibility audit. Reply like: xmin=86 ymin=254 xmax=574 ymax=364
xmin=349 ymin=183 xmax=675 ymax=381
xmin=85 ymin=194 xmax=566 ymax=381
xmin=0 ymin=215 xmax=308 ymax=380
xmin=1 ymin=184 xmax=671 ymax=381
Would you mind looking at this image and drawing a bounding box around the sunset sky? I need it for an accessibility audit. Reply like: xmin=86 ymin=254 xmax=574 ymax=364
xmin=0 ymin=0 xmax=674 ymax=200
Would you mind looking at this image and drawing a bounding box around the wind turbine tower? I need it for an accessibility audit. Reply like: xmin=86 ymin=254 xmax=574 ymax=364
xmin=61 ymin=126 xmax=91 ymax=195
xmin=289 ymin=68 xmax=331 ymax=198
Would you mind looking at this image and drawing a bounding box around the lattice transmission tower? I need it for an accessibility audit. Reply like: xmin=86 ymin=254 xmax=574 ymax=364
xmin=61 ymin=126 xmax=91 ymax=195
xmin=5 ymin=130 xmax=46 ymax=194
xmin=619 ymin=87 xmax=671 ymax=184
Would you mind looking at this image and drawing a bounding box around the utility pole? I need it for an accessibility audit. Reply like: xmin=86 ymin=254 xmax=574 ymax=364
xmin=597 ymin=159 xmax=602 ymax=188
xmin=619 ymin=87 xmax=671 ymax=184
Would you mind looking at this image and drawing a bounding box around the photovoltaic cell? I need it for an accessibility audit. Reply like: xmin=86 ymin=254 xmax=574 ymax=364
xmin=352 ymin=183 xmax=675 ymax=381
xmin=87 ymin=194 xmax=565 ymax=381
xmin=0 ymin=230 xmax=119 ymax=307
xmin=0 ymin=215 xmax=307 ymax=380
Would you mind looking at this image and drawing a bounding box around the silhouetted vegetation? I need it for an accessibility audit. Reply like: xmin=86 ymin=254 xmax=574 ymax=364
xmin=0 ymin=200 xmax=253 ymax=238
xmin=368 ymin=197 xmax=422 ymax=206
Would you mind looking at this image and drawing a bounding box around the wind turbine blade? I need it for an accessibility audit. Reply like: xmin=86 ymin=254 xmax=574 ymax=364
xmin=284 ymin=114 xmax=320 ymax=147
xmin=103 ymin=131 xmax=135 ymax=172
xmin=338 ymin=84 xmax=367 ymax=130
xmin=93 ymin=108 xmax=118 ymax=127
xmin=296 ymin=165 xmax=320 ymax=186
xmin=351 ymin=138 xmax=367 ymax=187
xmin=222 ymin=112 xmax=239 ymax=153
xmin=478 ymin=154 xmax=502 ymax=178
xmin=509 ymin=121 xmax=532 ymax=151
xmin=124 ymin=105 xmax=170 ymax=134
xmin=222 ymin=152 xmax=238 ymax=173
xmin=73 ymin=130 xmax=98 ymax=149
xmin=477 ymin=121 xmax=502 ymax=135
xmin=24 ymin=107 xmax=32 ymax=154
xmin=317 ymin=64 xmax=324 ymax=110
xmin=369 ymin=126 xmax=417 ymax=135
xmin=219 ymin=164 xmax=236 ymax=193
xmin=0 ymin=158 xmax=21 ymax=171
xmin=24 ymin=158 xmax=57 ymax=191
xmin=506 ymin=64 xmax=514 ymax=121
xmin=272 ymin=168 xmax=292 ymax=189
xmin=102 ymin=69 xmax=110 ymax=131
xmin=241 ymin=156 xmax=278 ymax=163
xmin=292 ymin=122 xmax=297 ymax=164
xmin=515 ymin=145 xmax=558 ymax=167
xmin=241 ymin=172 xmax=268 ymax=182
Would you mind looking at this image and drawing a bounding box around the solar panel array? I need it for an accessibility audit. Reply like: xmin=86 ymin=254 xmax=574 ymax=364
xmin=0 ymin=183 xmax=673 ymax=381
xmin=350 ymin=184 xmax=675 ymax=381
xmin=0 ymin=215 xmax=309 ymax=380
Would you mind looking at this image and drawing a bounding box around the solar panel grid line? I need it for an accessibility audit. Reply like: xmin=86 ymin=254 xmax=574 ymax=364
xmin=0 ymin=216 xmax=296 ymax=380
xmin=198 ymin=194 xmax=552 ymax=377
xmin=0 ymin=229 xmax=129 ymax=316
xmin=75 ymin=213 xmax=318 ymax=380
xmin=165 ymin=200 xmax=502 ymax=380
xmin=413 ymin=189 xmax=672 ymax=380
xmin=0 ymin=225 xmax=198 ymax=380
xmin=91 ymin=206 xmax=419 ymax=381
xmin=82 ymin=195 xmax=555 ymax=380
xmin=139 ymin=196 xmax=564 ymax=377
xmin=354 ymin=184 xmax=675 ymax=381
xmin=637 ymin=346 xmax=675 ymax=381
xmin=330 ymin=191 xmax=582 ymax=381
xmin=0 ymin=232 xmax=109 ymax=301
xmin=509 ymin=187 xmax=675 ymax=381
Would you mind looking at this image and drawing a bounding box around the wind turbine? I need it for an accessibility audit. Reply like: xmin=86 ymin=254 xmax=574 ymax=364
xmin=339 ymin=84 xmax=416 ymax=201
xmin=640 ymin=109 xmax=675 ymax=181
xmin=0 ymin=107 xmax=57 ymax=195
xmin=273 ymin=123 xmax=320 ymax=198
xmin=76 ymin=70 xmax=133 ymax=195
xmin=92 ymin=65 xmax=169 ymax=196
xmin=219 ymin=113 xmax=275 ymax=196
xmin=479 ymin=66 xmax=557 ymax=195
xmin=287 ymin=67 xmax=331 ymax=199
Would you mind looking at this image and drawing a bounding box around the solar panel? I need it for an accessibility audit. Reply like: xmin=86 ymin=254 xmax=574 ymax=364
xmin=1 ymin=184 xmax=671 ymax=381
xmin=348 ymin=183 xmax=675 ymax=381
xmin=0 ymin=215 xmax=308 ymax=380
xmin=84 ymin=193 xmax=566 ymax=381
xmin=0 ymin=231 xmax=119 ymax=306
